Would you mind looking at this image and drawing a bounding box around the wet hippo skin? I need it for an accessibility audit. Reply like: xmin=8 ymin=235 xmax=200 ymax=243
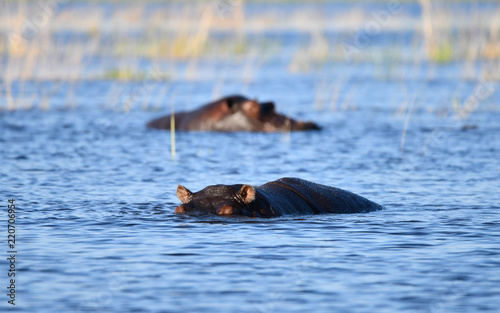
xmin=146 ymin=95 xmax=320 ymax=132
xmin=174 ymin=178 xmax=383 ymax=217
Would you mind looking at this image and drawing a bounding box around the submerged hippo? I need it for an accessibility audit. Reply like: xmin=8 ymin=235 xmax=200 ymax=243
xmin=174 ymin=177 xmax=383 ymax=217
xmin=147 ymin=95 xmax=320 ymax=132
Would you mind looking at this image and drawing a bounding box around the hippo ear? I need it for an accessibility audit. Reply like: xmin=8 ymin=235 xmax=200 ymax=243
xmin=238 ymin=185 xmax=256 ymax=204
xmin=176 ymin=185 xmax=193 ymax=203
xmin=241 ymin=101 xmax=261 ymax=119
xmin=260 ymin=102 xmax=275 ymax=114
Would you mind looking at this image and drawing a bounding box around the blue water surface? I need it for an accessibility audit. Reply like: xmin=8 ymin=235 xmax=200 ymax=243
xmin=1 ymin=71 xmax=499 ymax=312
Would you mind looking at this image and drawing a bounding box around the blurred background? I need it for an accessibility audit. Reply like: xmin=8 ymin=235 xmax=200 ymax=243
xmin=1 ymin=0 xmax=499 ymax=112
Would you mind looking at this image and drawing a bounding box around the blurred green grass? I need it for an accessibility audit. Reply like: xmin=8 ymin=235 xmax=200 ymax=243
xmin=2 ymin=1 xmax=499 ymax=78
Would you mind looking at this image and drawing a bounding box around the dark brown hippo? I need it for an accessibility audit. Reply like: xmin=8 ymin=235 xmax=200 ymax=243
xmin=147 ymin=95 xmax=320 ymax=132
xmin=174 ymin=177 xmax=383 ymax=217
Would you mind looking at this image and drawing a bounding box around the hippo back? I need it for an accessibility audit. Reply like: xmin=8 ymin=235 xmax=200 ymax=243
xmin=261 ymin=177 xmax=383 ymax=215
xmin=253 ymin=184 xmax=317 ymax=216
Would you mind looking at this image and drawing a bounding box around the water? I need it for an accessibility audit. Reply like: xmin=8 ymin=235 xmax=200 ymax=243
xmin=2 ymin=1 xmax=500 ymax=311
xmin=1 ymin=73 xmax=499 ymax=312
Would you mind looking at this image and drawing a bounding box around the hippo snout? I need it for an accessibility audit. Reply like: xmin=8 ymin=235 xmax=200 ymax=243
xmin=299 ymin=121 xmax=321 ymax=130
xmin=174 ymin=204 xmax=188 ymax=214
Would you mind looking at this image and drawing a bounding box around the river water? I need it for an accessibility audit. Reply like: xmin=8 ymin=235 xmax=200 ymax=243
xmin=2 ymin=72 xmax=499 ymax=312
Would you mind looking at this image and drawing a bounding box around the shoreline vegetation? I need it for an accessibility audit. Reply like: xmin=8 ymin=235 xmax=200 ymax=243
xmin=1 ymin=0 xmax=499 ymax=111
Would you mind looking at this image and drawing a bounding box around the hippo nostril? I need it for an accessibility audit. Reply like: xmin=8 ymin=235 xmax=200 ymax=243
xmin=217 ymin=205 xmax=234 ymax=216
xmin=174 ymin=205 xmax=187 ymax=214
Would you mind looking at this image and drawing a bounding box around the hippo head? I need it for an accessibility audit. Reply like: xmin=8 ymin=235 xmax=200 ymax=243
xmin=221 ymin=95 xmax=321 ymax=132
xmin=174 ymin=184 xmax=259 ymax=217
xmin=257 ymin=101 xmax=321 ymax=131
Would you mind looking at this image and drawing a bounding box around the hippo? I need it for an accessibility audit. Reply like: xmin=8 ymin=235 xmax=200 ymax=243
xmin=147 ymin=95 xmax=320 ymax=132
xmin=174 ymin=177 xmax=383 ymax=217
